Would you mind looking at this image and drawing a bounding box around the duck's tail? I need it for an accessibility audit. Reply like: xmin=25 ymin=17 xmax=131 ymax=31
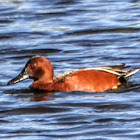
xmin=124 ymin=68 xmax=140 ymax=81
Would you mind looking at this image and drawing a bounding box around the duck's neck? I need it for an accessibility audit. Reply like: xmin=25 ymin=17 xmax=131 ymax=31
xmin=39 ymin=73 xmax=54 ymax=84
xmin=40 ymin=59 xmax=54 ymax=84
xmin=31 ymin=73 xmax=55 ymax=91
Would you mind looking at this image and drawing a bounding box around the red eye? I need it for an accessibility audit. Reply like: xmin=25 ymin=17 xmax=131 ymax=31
xmin=31 ymin=63 xmax=37 ymax=69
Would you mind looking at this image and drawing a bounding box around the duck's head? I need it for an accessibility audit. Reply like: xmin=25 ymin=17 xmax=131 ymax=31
xmin=7 ymin=55 xmax=54 ymax=85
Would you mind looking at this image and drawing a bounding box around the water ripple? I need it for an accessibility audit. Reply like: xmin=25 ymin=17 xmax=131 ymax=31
xmin=0 ymin=0 xmax=140 ymax=139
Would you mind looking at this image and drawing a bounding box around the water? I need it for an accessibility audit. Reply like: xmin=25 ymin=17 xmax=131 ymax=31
xmin=0 ymin=0 xmax=140 ymax=139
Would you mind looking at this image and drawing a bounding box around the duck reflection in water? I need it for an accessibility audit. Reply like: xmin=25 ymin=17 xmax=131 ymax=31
xmin=7 ymin=55 xmax=139 ymax=93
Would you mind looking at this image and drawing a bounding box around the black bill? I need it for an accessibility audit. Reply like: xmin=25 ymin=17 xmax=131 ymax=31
xmin=7 ymin=69 xmax=29 ymax=85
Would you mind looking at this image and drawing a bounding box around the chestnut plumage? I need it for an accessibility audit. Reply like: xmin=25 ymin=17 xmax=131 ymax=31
xmin=7 ymin=55 xmax=139 ymax=92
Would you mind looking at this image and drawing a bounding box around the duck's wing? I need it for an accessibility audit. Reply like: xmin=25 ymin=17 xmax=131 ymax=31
xmin=101 ymin=64 xmax=139 ymax=80
xmin=54 ymin=70 xmax=79 ymax=82
xmin=105 ymin=63 xmax=130 ymax=70
xmin=54 ymin=64 xmax=139 ymax=83
xmin=83 ymin=64 xmax=127 ymax=76
xmin=83 ymin=64 xmax=140 ymax=82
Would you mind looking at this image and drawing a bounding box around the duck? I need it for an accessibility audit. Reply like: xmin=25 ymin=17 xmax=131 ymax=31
xmin=7 ymin=55 xmax=139 ymax=92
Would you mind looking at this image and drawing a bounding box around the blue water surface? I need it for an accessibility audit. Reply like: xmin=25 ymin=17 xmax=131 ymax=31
xmin=0 ymin=0 xmax=140 ymax=139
